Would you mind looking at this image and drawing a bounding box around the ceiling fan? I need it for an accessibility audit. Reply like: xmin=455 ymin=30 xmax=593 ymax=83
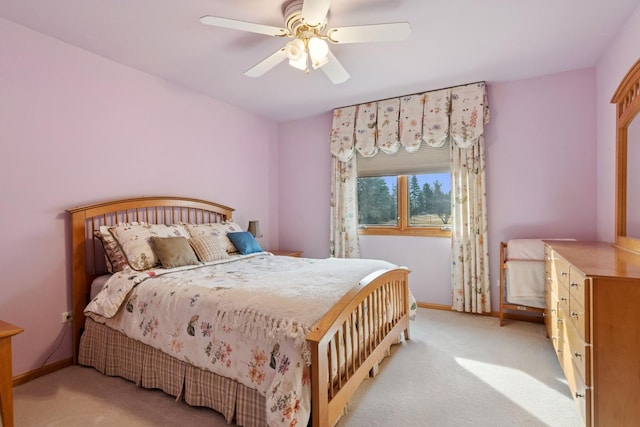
xmin=200 ymin=0 xmax=411 ymax=84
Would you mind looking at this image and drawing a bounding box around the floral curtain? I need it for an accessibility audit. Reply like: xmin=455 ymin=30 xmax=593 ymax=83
xmin=450 ymin=84 xmax=491 ymax=313
xmin=329 ymin=83 xmax=491 ymax=314
xmin=329 ymin=106 xmax=360 ymax=258
xmin=329 ymin=155 xmax=360 ymax=258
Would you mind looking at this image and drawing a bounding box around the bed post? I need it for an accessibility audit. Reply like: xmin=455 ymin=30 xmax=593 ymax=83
xmin=68 ymin=209 xmax=88 ymax=364
xmin=310 ymin=341 xmax=330 ymax=427
xmin=307 ymin=268 xmax=410 ymax=427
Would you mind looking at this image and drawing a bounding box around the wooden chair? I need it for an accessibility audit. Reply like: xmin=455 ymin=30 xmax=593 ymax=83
xmin=499 ymin=240 xmax=545 ymax=326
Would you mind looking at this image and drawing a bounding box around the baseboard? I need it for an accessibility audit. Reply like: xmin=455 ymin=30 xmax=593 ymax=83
xmin=417 ymin=302 xmax=544 ymax=323
xmin=13 ymin=357 xmax=73 ymax=386
xmin=417 ymin=302 xmax=451 ymax=311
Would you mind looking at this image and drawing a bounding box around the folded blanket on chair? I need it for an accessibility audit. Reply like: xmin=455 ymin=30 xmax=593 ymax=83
xmin=506 ymin=239 xmax=546 ymax=260
xmin=506 ymin=260 xmax=545 ymax=298
xmin=507 ymin=238 xmax=576 ymax=260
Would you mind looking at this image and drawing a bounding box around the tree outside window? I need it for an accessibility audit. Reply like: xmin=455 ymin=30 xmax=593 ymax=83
xmin=357 ymin=174 xmax=451 ymax=237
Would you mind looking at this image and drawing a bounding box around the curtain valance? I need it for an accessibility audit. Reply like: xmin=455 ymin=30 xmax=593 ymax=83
xmin=330 ymin=82 xmax=490 ymax=161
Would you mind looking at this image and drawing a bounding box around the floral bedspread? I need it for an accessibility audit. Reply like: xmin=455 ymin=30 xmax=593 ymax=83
xmin=85 ymin=253 xmax=409 ymax=427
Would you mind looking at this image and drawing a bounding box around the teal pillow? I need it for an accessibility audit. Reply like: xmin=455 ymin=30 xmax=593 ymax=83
xmin=227 ymin=231 xmax=263 ymax=255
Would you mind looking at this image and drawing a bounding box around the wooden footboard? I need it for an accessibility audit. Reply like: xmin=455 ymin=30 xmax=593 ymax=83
xmin=307 ymin=267 xmax=411 ymax=427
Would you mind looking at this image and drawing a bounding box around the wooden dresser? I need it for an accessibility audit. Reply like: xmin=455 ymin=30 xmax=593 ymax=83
xmin=544 ymin=241 xmax=640 ymax=427
xmin=0 ymin=320 xmax=23 ymax=427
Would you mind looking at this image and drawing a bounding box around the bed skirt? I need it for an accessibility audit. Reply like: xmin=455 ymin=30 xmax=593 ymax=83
xmin=79 ymin=317 xmax=267 ymax=427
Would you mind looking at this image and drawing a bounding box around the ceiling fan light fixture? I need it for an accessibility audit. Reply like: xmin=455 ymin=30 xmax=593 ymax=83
xmin=289 ymin=53 xmax=308 ymax=71
xmin=285 ymin=38 xmax=306 ymax=61
xmin=308 ymin=37 xmax=329 ymax=69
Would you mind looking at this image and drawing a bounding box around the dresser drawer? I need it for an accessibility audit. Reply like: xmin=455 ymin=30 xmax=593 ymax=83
xmin=557 ymin=279 xmax=570 ymax=314
xmin=568 ymin=360 xmax=590 ymax=426
xmin=568 ymin=299 xmax=588 ymax=341
xmin=546 ymin=292 xmax=558 ymax=340
xmin=560 ymin=325 xmax=590 ymax=425
xmin=564 ymin=315 xmax=590 ymax=385
xmin=554 ymin=255 xmax=571 ymax=289
xmin=569 ymin=267 xmax=588 ymax=312
xmin=553 ymin=317 xmax=565 ymax=364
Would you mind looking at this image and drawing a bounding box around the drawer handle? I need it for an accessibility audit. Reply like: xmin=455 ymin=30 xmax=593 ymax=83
xmin=575 ymin=392 xmax=585 ymax=399
xmin=574 ymin=352 xmax=583 ymax=359
xmin=561 ymin=271 xmax=568 ymax=276
xmin=571 ymin=282 xmax=579 ymax=288
xmin=571 ymin=311 xmax=580 ymax=318
xmin=560 ymin=297 xmax=568 ymax=302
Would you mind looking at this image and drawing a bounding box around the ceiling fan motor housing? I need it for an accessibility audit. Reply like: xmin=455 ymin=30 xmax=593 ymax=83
xmin=283 ymin=0 xmax=327 ymax=34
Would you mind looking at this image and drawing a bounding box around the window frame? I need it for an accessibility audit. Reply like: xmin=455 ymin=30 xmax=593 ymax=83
xmin=358 ymin=175 xmax=452 ymax=238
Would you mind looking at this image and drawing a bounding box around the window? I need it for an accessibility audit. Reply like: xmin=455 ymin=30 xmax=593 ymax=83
xmin=356 ymin=143 xmax=451 ymax=237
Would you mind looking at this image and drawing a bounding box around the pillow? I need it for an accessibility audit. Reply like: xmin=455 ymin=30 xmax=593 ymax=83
xmin=93 ymin=224 xmax=132 ymax=273
xmin=149 ymin=236 xmax=200 ymax=269
xmin=189 ymin=236 xmax=230 ymax=262
xmin=227 ymin=231 xmax=263 ymax=255
xmin=183 ymin=221 xmax=244 ymax=253
xmin=109 ymin=223 xmax=190 ymax=271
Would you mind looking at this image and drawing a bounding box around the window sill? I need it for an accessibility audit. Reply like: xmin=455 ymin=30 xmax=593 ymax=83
xmin=358 ymin=227 xmax=451 ymax=238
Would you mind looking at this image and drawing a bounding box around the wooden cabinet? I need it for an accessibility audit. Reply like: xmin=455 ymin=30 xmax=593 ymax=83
xmin=269 ymin=249 xmax=303 ymax=257
xmin=0 ymin=320 xmax=23 ymax=427
xmin=544 ymin=241 xmax=640 ymax=427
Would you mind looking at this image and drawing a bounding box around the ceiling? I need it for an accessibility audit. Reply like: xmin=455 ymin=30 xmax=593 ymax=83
xmin=1 ymin=0 xmax=638 ymax=122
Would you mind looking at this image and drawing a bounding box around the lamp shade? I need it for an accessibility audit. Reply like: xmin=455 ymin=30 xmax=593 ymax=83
xmin=285 ymin=38 xmax=305 ymax=61
xmin=308 ymin=37 xmax=329 ymax=69
xmin=247 ymin=220 xmax=262 ymax=238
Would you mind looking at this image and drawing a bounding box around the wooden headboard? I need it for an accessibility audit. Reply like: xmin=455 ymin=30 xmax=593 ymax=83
xmin=65 ymin=196 xmax=235 ymax=362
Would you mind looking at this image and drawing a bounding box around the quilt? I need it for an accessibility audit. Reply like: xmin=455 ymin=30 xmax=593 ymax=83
xmin=85 ymin=253 xmax=412 ymax=427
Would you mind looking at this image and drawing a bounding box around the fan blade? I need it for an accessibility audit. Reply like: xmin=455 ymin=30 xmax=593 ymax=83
xmin=328 ymin=22 xmax=411 ymax=44
xmin=321 ymin=50 xmax=349 ymax=84
xmin=301 ymin=0 xmax=332 ymax=27
xmin=200 ymin=16 xmax=289 ymax=37
xmin=244 ymin=48 xmax=288 ymax=77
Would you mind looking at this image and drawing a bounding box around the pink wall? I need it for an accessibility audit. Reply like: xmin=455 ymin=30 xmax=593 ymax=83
xmin=277 ymin=113 xmax=333 ymax=258
xmin=595 ymin=5 xmax=640 ymax=242
xmin=0 ymin=18 xmax=279 ymax=376
xmin=486 ymin=70 xmax=598 ymax=307
xmin=278 ymin=69 xmax=599 ymax=308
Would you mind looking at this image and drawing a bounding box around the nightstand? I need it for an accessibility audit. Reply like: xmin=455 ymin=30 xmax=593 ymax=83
xmin=269 ymin=249 xmax=303 ymax=257
xmin=1 ymin=320 xmax=23 ymax=427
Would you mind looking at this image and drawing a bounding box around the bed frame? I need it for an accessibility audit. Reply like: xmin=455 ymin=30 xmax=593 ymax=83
xmin=66 ymin=196 xmax=411 ymax=427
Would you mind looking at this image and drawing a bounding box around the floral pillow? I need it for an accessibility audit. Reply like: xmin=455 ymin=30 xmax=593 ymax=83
xmin=183 ymin=221 xmax=243 ymax=253
xmin=93 ymin=224 xmax=132 ymax=273
xmin=109 ymin=223 xmax=190 ymax=271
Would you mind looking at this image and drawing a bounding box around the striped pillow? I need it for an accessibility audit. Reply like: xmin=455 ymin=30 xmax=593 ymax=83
xmin=189 ymin=236 xmax=230 ymax=262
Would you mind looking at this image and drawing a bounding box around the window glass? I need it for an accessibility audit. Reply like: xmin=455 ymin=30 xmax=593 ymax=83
xmin=357 ymin=173 xmax=451 ymax=236
xmin=408 ymin=173 xmax=451 ymax=227
xmin=357 ymin=176 xmax=397 ymax=226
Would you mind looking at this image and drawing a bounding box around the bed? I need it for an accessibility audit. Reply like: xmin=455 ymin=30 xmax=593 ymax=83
xmin=66 ymin=196 xmax=413 ymax=427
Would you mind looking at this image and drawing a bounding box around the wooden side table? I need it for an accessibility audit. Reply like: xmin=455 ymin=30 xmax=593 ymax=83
xmin=0 ymin=321 xmax=23 ymax=427
xmin=269 ymin=249 xmax=303 ymax=257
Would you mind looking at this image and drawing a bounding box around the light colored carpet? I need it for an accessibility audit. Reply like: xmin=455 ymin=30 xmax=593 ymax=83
xmin=13 ymin=308 xmax=582 ymax=426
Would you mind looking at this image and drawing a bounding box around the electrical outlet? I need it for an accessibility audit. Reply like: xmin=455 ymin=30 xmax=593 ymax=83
xmin=61 ymin=311 xmax=72 ymax=323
